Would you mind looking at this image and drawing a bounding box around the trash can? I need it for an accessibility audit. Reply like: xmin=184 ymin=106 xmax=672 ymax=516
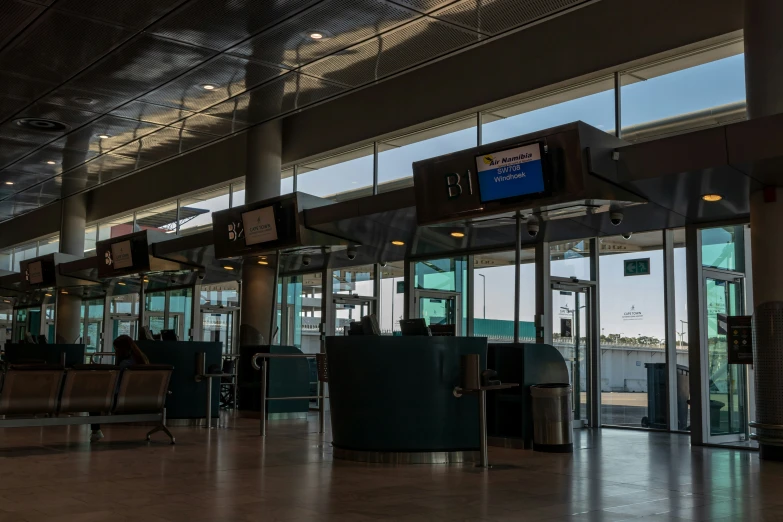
xmin=530 ymin=383 xmax=573 ymax=453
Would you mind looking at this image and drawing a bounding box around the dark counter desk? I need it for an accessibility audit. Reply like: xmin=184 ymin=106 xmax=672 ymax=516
xmin=238 ymin=345 xmax=310 ymax=416
xmin=326 ymin=336 xmax=486 ymax=463
xmin=139 ymin=341 xmax=222 ymax=423
xmin=3 ymin=344 xmax=85 ymax=366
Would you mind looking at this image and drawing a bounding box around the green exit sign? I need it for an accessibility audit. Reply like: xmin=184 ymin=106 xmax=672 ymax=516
xmin=624 ymin=258 xmax=650 ymax=277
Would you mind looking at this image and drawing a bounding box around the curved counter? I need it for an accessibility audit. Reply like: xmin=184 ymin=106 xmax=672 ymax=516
xmin=326 ymin=336 xmax=486 ymax=460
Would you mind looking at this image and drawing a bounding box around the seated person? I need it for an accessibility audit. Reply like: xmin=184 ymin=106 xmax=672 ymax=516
xmin=91 ymin=335 xmax=149 ymax=442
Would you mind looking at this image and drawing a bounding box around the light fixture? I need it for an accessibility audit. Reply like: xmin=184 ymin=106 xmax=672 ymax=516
xmin=4 ymin=181 xmax=13 ymax=185
xmin=143 ymin=278 xmax=149 ymax=283
xmin=702 ymin=194 xmax=723 ymax=202
xmin=2 ymin=300 xmax=9 ymax=304
xmin=223 ymin=265 xmax=235 ymax=270
xmin=98 ymin=134 xmax=111 ymax=139
xmin=258 ymin=260 xmax=269 ymax=265
xmin=61 ymin=290 xmax=69 ymax=295
xmin=450 ymin=231 xmax=465 ymax=238
xmin=202 ymin=84 xmax=217 ymax=90
xmin=309 ymin=32 xmax=324 ymax=40
xmin=391 ymin=240 xmax=405 ymax=246
xmin=45 ymin=160 xmax=56 ymax=165
xmin=117 ymin=281 xmax=126 ymax=286
xmin=45 ymin=293 xmax=52 ymax=297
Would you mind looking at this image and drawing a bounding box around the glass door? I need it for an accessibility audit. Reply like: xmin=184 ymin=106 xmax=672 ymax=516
xmin=415 ymin=290 xmax=462 ymax=336
xmin=201 ymin=310 xmax=236 ymax=354
xmin=334 ymin=296 xmax=375 ymax=335
xmin=552 ymin=281 xmax=592 ymax=426
xmin=702 ymin=270 xmax=749 ymax=444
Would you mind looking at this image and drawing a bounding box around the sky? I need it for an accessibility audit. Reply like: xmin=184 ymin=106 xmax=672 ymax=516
xmin=173 ymin=53 xmax=747 ymax=339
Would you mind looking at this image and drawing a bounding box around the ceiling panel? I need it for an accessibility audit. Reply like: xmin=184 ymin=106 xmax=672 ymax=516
xmin=227 ymin=0 xmax=422 ymax=69
xmin=110 ymin=101 xmax=196 ymax=125
xmin=0 ymin=0 xmax=591 ymax=222
xmin=55 ymin=0 xmax=186 ymax=29
xmin=433 ymin=0 xmax=584 ymax=35
xmin=150 ymin=0 xmax=320 ymax=51
xmin=139 ymin=55 xmax=285 ymax=112
xmin=0 ymin=10 xmax=132 ymax=83
xmin=202 ymin=73 xmax=348 ymax=125
xmin=303 ymin=17 xmax=483 ymax=86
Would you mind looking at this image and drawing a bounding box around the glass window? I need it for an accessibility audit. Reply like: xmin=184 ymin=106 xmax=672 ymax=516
xmin=84 ymin=226 xmax=97 ymax=254
xmin=550 ymin=240 xmax=592 ymax=280
xmin=281 ymin=168 xmax=294 ymax=195
xmin=135 ymin=201 xmax=178 ymax=235
xmin=179 ymin=186 xmax=231 ymax=235
xmin=0 ymin=249 xmax=11 ymax=272
xmin=13 ymin=242 xmax=37 ymax=272
xmin=673 ymin=228 xmax=690 ymax=431
xmin=200 ymin=282 xmax=239 ymax=308
xmin=377 ymin=116 xmax=478 ymax=193
xmin=298 ymin=146 xmax=374 ymax=201
xmin=598 ymin=231 xmax=665 ymax=428
xmin=474 ymin=251 xmax=521 ymax=343
xmin=37 ymin=235 xmax=59 ymax=256
xmin=98 ymin=214 xmax=134 ymax=241
xmin=333 ymin=265 xmax=375 ymax=296
xmin=519 ymin=249 xmax=536 ymax=341
xmin=622 ymin=42 xmax=746 ymax=140
xmin=482 ymin=77 xmax=615 ymax=144
xmin=299 ymin=272 xmax=322 ymax=354
xmin=379 ymin=261 xmax=405 ymax=335
xmin=110 ymin=294 xmax=139 ymax=316
xmin=414 ymin=257 xmax=468 ymax=335
xmin=701 ymin=225 xmax=745 ymax=271
xmin=168 ymin=288 xmax=193 ymax=341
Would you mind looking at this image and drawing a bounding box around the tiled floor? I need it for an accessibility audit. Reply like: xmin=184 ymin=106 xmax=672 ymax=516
xmin=0 ymin=415 xmax=780 ymax=521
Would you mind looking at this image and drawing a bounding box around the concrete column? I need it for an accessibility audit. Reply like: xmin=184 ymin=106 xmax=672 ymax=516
xmin=240 ymin=121 xmax=282 ymax=346
xmin=744 ymin=0 xmax=783 ymax=460
xmin=55 ymin=144 xmax=88 ymax=344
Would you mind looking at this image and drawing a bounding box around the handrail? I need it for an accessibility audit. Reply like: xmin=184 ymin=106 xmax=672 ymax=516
xmin=251 ymin=352 xmax=328 ymax=437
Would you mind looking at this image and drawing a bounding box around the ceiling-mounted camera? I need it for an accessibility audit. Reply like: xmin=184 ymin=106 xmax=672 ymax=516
xmin=346 ymin=247 xmax=357 ymax=261
xmin=302 ymin=255 xmax=312 ymax=266
xmin=526 ymin=217 xmax=540 ymax=238
xmin=610 ymin=209 xmax=624 ymax=226
xmin=622 ymin=232 xmax=632 ymax=240
xmin=380 ymin=261 xmax=387 ymax=268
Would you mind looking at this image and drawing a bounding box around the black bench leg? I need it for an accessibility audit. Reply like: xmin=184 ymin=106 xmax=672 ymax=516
xmin=147 ymin=424 xmax=176 ymax=445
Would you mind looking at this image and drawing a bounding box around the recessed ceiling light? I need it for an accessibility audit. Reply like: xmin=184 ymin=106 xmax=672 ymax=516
xmin=45 ymin=160 xmax=56 ymax=165
xmin=450 ymin=231 xmax=465 ymax=238
xmin=3 ymin=300 xmax=10 ymax=304
xmin=45 ymin=293 xmax=52 ymax=297
xmin=309 ymin=32 xmax=324 ymax=40
xmin=223 ymin=265 xmax=235 ymax=270
xmin=143 ymin=278 xmax=149 ymax=283
xmin=202 ymin=84 xmax=217 ymax=90
xmin=98 ymin=134 xmax=111 ymax=139
xmin=391 ymin=240 xmax=405 ymax=246
xmin=4 ymin=181 xmax=13 ymax=185
xmin=258 ymin=260 xmax=269 ymax=265
xmin=702 ymin=194 xmax=723 ymax=202
xmin=117 ymin=281 xmax=126 ymax=286
xmin=61 ymin=290 xmax=69 ymax=295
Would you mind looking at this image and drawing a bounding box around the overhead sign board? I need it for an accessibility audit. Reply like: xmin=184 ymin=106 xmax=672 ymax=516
xmin=27 ymin=261 xmax=43 ymax=285
xmin=212 ymin=195 xmax=299 ymax=259
xmin=624 ymin=258 xmax=650 ymax=277
xmin=475 ymin=143 xmax=547 ymax=203
xmin=97 ymin=233 xmax=151 ymax=278
xmin=20 ymin=257 xmax=56 ymax=288
xmin=111 ymin=240 xmax=133 ymax=269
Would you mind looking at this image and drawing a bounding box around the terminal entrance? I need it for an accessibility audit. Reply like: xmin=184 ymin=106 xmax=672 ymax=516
xmin=702 ymin=268 xmax=751 ymax=444
xmin=552 ymin=279 xmax=593 ymax=426
xmin=334 ymin=296 xmax=375 ymax=335
xmin=415 ymin=290 xmax=462 ymax=336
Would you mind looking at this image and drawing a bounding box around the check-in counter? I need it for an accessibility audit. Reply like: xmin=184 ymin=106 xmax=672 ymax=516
xmin=326 ymin=336 xmax=487 ymax=463
xmin=238 ymin=345 xmax=310 ymax=416
xmin=486 ymin=343 xmax=569 ymax=448
xmin=2 ymin=344 xmax=85 ymax=366
xmin=138 ymin=341 xmax=222 ymax=424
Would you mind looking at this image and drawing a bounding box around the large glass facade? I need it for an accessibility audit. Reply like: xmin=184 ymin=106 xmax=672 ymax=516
xmin=298 ymin=146 xmax=374 ymax=201
xmin=414 ymin=257 xmax=468 ymax=336
xmin=599 ymin=232 xmax=665 ymax=428
xmin=474 ymin=252 xmax=534 ymax=342
xmin=179 ymin=186 xmax=231 ymax=235
xmin=379 ymin=261 xmax=405 ymax=335
xmin=550 ymin=240 xmax=592 ymax=280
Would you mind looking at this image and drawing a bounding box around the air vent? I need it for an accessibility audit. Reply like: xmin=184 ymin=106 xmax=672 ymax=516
xmin=14 ymin=118 xmax=69 ymax=132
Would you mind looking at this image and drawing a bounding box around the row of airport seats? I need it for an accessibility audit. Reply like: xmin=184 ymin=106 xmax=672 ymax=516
xmin=0 ymin=363 xmax=175 ymax=443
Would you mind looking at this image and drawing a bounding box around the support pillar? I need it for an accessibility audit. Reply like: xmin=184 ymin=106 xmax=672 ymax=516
xmin=55 ymin=143 xmax=88 ymax=344
xmin=744 ymin=0 xmax=783 ymax=459
xmin=239 ymin=121 xmax=282 ymax=346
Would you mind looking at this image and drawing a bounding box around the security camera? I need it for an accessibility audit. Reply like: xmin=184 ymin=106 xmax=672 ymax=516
xmin=622 ymin=232 xmax=633 ymax=240
xmin=610 ymin=210 xmax=624 ymax=226
xmin=302 ymin=255 xmax=312 ymax=266
xmin=526 ymin=219 xmax=540 ymax=238
xmin=380 ymin=261 xmax=387 ymax=268
xmin=346 ymin=248 xmax=357 ymax=261
xmin=197 ymin=271 xmax=206 ymax=281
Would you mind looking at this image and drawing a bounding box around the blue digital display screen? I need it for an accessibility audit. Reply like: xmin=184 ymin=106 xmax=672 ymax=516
xmin=476 ymin=143 xmax=546 ymax=203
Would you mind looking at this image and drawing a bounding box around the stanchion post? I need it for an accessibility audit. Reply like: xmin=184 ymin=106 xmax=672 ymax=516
xmin=206 ymin=376 xmax=213 ymax=429
xmin=479 ymin=388 xmax=488 ymax=468
xmin=318 ymin=381 xmax=325 ymax=434
xmin=259 ymin=359 xmax=267 ymax=437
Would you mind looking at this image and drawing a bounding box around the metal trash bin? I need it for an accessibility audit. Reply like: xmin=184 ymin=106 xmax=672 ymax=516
xmin=530 ymin=383 xmax=573 ymax=453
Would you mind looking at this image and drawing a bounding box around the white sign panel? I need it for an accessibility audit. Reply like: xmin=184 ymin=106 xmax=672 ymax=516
xmin=28 ymin=261 xmax=43 ymax=285
xmin=111 ymin=240 xmax=133 ymax=269
xmin=242 ymin=206 xmax=278 ymax=246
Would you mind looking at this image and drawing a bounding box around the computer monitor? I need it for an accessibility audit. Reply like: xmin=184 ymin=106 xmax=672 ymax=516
xmin=361 ymin=314 xmax=381 ymax=336
xmin=428 ymin=324 xmax=456 ymax=337
xmin=160 ymin=329 xmax=178 ymax=341
xmin=347 ymin=321 xmax=364 ymax=336
xmin=399 ymin=318 xmax=431 ymax=336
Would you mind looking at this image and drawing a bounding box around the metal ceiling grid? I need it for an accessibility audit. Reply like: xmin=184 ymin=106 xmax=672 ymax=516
xmin=0 ymin=0 xmax=592 ymax=222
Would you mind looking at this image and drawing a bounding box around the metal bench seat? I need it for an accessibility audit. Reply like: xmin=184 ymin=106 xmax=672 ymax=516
xmin=0 ymin=365 xmax=64 ymax=416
